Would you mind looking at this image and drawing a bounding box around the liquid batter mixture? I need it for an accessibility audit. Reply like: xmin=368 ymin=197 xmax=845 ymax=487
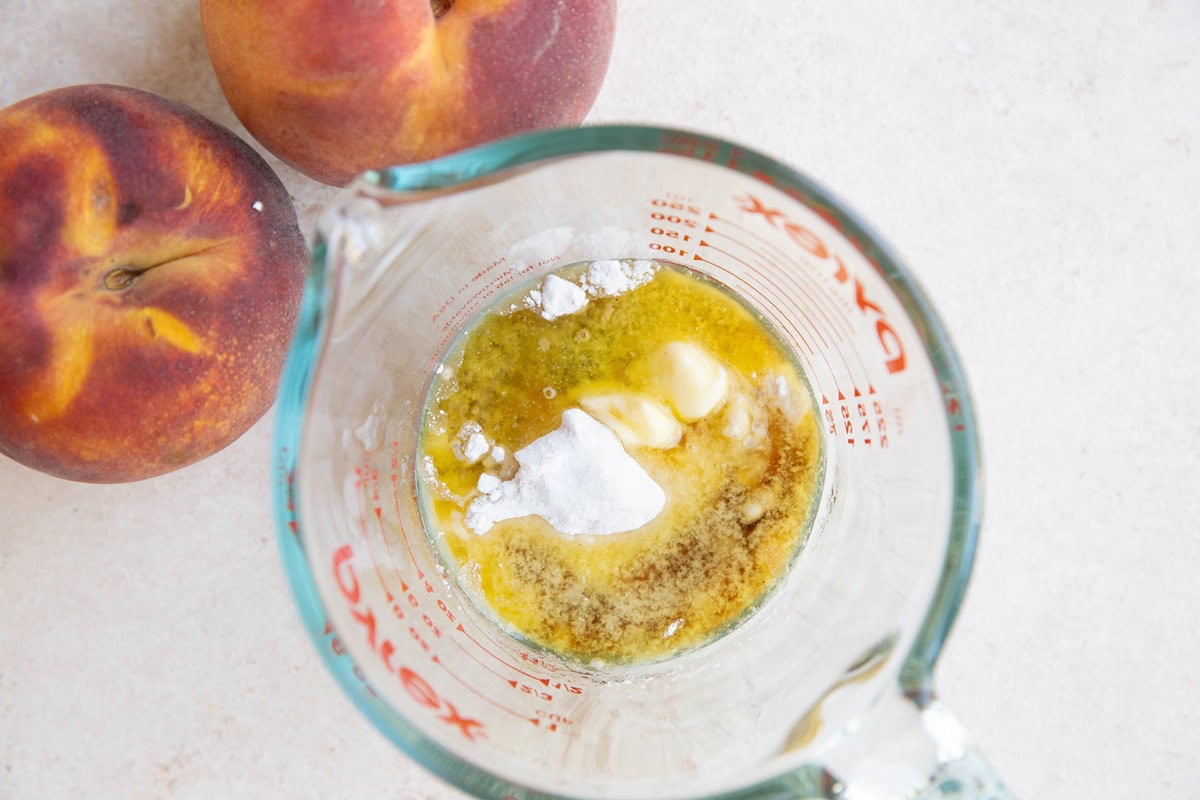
xmin=417 ymin=260 xmax=821 ymax=664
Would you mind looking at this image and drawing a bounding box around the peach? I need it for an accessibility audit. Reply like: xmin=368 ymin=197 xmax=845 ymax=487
xmin=0 ymin=84 xmax=309 ymax=483
xmin=200 ymin=0 xmax=617 ymax=186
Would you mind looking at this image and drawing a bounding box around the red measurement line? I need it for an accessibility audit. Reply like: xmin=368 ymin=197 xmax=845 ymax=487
xmin=709 ymin=212 xmax=857 ymax=341
xmin=354 ymin=464 xmax=396 ymax=602
xmin=366 ymin=450 xmax=407 ymax=589
xmin=700 ymin=235 xmax=835 ymax=352
xmin=693 ymin=250 xmax=842 ymax=395
xmin=390 ymin=472 xmax=424 ymax=583
xmin=370 ymin=505 xmax=412 ymax=595
xmin=452 ymin=637 xmax=516 ymax=684
xmin=692 ymin=249 xmax=836 ymax=397
xmin=843 ymin=333 xmax=873 ymax=394
xmin=704 ymin=219 xmax=849 ymax=353
xmin=690 ymin=251 xmax=814 ymax=357
xmin=432 ymin=655 xmax=538 ymax=725
xmin=686 ymin=251 xmax=835 ymax=395
xmin=707 ymin=212 xmax=845 ymax=321
xmin=700 ymin=239 xmax=831 ymax=352
xmin=452 ymin=624 xmax=551 ymax=686
xmin=706 ymin=213 xmax=873 ymax=392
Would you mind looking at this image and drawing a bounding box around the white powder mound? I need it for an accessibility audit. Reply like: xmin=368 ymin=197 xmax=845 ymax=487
xmin=525 ymin=274 xmax=588 ymax=320
xmin=582 ymin=259 xmax=657 ymax=297
xmin=463 ymin=433 xmax=489 ymax=461
xmin=465 ymin=409 xmax=666 ymax=536
xmin=453 ymin=422 xmax=490 ymax=464
xmin=523 ymin=260 xmax=657 ymax=320
xmin=505 ymin=226 xmax=574 ymax=266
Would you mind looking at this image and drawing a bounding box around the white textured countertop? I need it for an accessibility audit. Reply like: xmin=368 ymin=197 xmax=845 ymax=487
xmin=2 ymin=2 xmax=1198 ymax=798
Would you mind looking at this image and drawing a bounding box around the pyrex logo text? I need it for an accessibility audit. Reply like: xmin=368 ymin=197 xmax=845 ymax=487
xmin=333 ymin=544 xmax=485 ymax=741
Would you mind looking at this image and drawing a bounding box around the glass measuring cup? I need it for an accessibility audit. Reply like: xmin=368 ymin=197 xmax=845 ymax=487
xmin=273 ymin=126 xmax=1015 ymax=800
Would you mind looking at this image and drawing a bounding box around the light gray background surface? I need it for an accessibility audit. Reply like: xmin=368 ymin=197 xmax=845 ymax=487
xmin=2 ymin=2 xmax=1198 ymax=798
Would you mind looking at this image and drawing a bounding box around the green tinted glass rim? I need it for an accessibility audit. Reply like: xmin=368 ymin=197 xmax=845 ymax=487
xmin=271 ymin=124 xmax=982 ymax=800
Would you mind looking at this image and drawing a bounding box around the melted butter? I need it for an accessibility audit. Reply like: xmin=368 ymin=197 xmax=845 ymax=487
xmin=418 ymin=261 xmax=822 ymax=664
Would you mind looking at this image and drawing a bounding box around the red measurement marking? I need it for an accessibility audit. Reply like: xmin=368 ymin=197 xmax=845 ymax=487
xmin=700 ymin=236 xmax=834 ymax=353
xmin=695 ymin=207 xmax=884 ymax=409
xmin=355 ymin=462 xmax=395 ymax=603
xmin=708 ymin=213 xmax=876 ymax=384
xmin=519 ymin=652 xmax=561 ymax=674
xmin=323 ymin=619 xmax=347 ymax=656
xmin=693 ymin=246 xmax=817 ymax=357
xmin=942 ymin=382 xmax=968 ymax=432
xmin=389 ymin=473 xmax=423 ymax=582
xmin=321 ymin=620 xmax=378 ymax=699
xmin=825 ymin=391 xmax=893 ymax=449
xmin=706 ymin=212 xmax=856 ymax=342
xmin=689 ymin=251 xmax=835 ymax=394
xmin=279 ymin=465 xmax=301 ymax=540
xmin=658 ymin=191 xmax=698 ymax=203
xmin=736 ymin=195 xmax=907 ymax=376
xmin=550 ymin=681 xmax=583 ymax=695
xmin=533 ymin=709 xmax=575 ymax=732
xmin=655 ymin=135 xmax=722 ymax=162
xmin=453 ymin=637 xmax=518 ymax=684
xmin=453 ymin=625 xmax=551 ymax=686
xmin=366 ymin=445 xmax=407 ymax=592
xmin=510 ymin=681 xmax=553 ymax=702
xmin=451 ymin=643 xmax=556 ymax=701
xmin=433 ymin=655 xmax=542 ymax=727
xmin=367 ymin=508 xmax=398 ymax=602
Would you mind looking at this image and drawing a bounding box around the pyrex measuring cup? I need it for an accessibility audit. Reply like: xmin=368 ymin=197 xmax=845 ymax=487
xmin=273 ymin=126 xmax=1014 ymax=800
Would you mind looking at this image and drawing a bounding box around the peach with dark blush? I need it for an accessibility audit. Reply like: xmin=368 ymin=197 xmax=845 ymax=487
xmin=0 ymin=84 xmax=309 ymax=482
xmin=200 ymin=0 xmax=618 ymax=186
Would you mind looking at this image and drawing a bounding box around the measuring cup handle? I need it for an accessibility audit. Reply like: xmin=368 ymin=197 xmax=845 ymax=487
xmin=911 ymin=701 xmax=1017 ymax=800
xmin=814 ymin=689 xmax=1018 ymax=800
